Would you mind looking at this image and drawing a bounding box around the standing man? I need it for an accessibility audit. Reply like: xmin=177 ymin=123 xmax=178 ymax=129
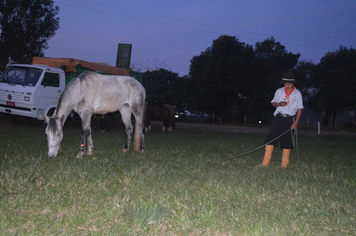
xmin=259 ymin=71 xmax=303 ymax=168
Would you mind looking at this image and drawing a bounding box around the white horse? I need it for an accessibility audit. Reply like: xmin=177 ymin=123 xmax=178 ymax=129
xmin=44 ymin=71 xmax=146 ymax=158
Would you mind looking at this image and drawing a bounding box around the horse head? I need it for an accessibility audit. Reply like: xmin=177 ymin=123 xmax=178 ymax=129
xmin=45 ymin=114 xmax=65 ymax=157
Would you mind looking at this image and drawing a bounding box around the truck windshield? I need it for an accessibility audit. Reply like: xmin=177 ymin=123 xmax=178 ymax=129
xmin=0 ymin=66 xmax=43 ymax=87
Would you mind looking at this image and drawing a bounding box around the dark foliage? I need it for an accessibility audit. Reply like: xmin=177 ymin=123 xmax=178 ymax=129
xmin=0 ymin=0 xmax=60 ymax=71
xmin=188 ymin=35 xmax=300 ymax=123
xmin=142 ymin=68 xmax=188 ymax=107
xmin=308 ymin=46 xmax=356 ymax=126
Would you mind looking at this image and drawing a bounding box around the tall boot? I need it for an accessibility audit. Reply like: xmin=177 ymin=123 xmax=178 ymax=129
xmin=258 ymin=145 xmax=274 ymax=167
xmin=281 ymin=149 xmax=291 ymax=168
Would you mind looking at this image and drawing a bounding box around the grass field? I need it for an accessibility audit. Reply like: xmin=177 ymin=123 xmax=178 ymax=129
xmin=0 ymin=117 xmax=355 ymax=235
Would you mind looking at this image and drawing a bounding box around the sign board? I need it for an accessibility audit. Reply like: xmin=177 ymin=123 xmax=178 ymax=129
xmin=116 ymin=44 xmax=132 ymax=69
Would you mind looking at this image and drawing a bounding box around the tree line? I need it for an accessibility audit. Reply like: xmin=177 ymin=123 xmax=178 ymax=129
xmin=143 ymin=35 xmax=356 ymax=127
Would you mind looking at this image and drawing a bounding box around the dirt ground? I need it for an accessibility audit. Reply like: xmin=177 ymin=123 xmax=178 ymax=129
xmin=1 ymin=113 xmax=355 ymax=137
xmin=171 ymin=121 xmax=356 ymax=137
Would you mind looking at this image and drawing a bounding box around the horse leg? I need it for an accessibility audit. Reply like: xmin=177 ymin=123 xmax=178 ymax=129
xmin=163 ymin=111 xmax=170 ymax=132
xmin=139 ymin=121 xmax=145 ymax=152
xmin=169 ymin=115 xmax=175 ymax=131
xmin=161 ymin=115 xmax=168 ymax=131
xmin=120 ymin=105 xmax=133 ymax=152
xmin=133 ymin=110 xmax=145 ymax=152
xmin=168 ymin=115 xmax=173 ymax=131
xmin=86 ymin=116 xmax=94 ymax=155
xmin=144 ymin=103 xmax=149 ymax=132
xmin=77 ymin=128 xmax=87 ymax=158
xmin=77 ymin=115 xmax=93 ymax=158
xmin=145 ymin=114 xmax=151 ymax=132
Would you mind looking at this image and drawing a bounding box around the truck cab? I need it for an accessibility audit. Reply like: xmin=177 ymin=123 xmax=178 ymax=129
xmin=0 ymin=64 xmax=66 ymax=119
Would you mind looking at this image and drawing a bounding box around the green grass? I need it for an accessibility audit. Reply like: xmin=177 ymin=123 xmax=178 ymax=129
xmin=0 ymin=119 xmax=355 ymax=235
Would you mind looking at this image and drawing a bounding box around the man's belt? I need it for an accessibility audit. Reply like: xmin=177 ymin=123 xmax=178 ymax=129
xmin=277 ymin=113 xmax=291 ymax=117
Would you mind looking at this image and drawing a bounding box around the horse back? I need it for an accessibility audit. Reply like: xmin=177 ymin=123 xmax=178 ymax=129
xmin=147 ymin=104 xmax=170 ymax=120
xmin=76 ymin=72 xmax=146 ymax=114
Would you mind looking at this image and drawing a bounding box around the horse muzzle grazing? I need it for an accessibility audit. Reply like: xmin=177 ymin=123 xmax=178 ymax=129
xmin=48 ymin=143 xmax=61 ymax=157
xmin=45 ymin=115 xmax=64 ymax=158
xmin=47 ymin=136 xmax=62 ymax=158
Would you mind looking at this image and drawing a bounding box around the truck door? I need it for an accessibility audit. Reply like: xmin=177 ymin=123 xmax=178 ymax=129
xmin=36 ymin=72 xmax=62 ymax=115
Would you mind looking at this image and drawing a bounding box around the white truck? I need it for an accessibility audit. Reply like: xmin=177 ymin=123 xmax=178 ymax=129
xmin=0 ymin=57 xmax=129 ymax=119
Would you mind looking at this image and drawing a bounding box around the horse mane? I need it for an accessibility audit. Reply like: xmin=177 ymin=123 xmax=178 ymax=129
xmin=56 ymin=71 xmax=94 ymax=113
xmin=48 ymin=118 xmax=58 ymax=135
xmin=78 ymin=71 xmax=97 ymax=81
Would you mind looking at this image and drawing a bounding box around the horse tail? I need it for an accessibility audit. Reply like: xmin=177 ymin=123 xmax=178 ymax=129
xmin=134 ymin=119 xmax=141 ymax=152
xmin=134 ymin=101 xmax=146 ymax=152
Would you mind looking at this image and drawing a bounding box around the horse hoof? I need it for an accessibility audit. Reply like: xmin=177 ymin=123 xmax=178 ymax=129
xmin=76 ymin=152 xmax=84 ymax=158
xmin=87 ymin=148 xmax=94 ymax=155
xmin=122 ymin=149 xmax=129 ymax=153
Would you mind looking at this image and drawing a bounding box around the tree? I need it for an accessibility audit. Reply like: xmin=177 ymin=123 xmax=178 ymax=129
xmin=189 ymin=35 xmax=300 ymax=123
xmin=142 ymin=68 xmax=188 ymax=107
xmin=188 ymin=35 xmax=254 ymax=122
xmin=0 ymin=0 xmax=59 ymax=71
xmin=294 ymin=60 xmax=316 ymax=103
xmin=309 ymin=46 xmax=356 ymax=126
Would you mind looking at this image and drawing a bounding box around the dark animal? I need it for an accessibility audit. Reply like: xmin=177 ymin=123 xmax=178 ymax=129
xmin=163 ymin=104 xmax=176 ymax=131
xmin=145 ymin=104 xmax=171 ymax=132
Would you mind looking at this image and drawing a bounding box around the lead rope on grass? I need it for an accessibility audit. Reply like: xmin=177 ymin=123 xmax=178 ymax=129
xmin=292 ymin=116 xmax=299 ymax=164
xmin=295 ymin=124 xmax=299 ymax=164
xmin=207 ymin=127 xmax=297 ymax=162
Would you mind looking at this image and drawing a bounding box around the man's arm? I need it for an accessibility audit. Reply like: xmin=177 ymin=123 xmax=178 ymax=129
xmin=272 ymin=102 xmax=287 ymax=108
xmin=291 ymin=108 xmax=302 ymax=130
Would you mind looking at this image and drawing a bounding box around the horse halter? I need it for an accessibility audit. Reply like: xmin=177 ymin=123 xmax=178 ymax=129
xmin=48 ymin=142 xmax=61 ymax=148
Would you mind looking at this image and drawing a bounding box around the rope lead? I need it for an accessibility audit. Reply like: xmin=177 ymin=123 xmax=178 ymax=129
xmin=207 ymin=128 xmax=297 ymax=162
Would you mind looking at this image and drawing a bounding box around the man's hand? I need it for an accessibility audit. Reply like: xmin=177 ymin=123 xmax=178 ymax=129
xmin=291 ymin=122 xmax=298 ymax=130
xmin=278 ymin=101 xmax=287 ymax=107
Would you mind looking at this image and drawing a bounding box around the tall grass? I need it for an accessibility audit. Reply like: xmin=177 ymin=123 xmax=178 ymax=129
xmin=0 ymin=119 xmax=355 ymax=235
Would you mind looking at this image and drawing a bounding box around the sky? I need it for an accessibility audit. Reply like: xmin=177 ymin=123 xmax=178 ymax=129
xmin=44 ymin=0 xmax=356 ymax=76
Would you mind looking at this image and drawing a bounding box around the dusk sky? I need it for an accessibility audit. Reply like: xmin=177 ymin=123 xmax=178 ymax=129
xmin=44 ymin=0 xmax=356 ymax=76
